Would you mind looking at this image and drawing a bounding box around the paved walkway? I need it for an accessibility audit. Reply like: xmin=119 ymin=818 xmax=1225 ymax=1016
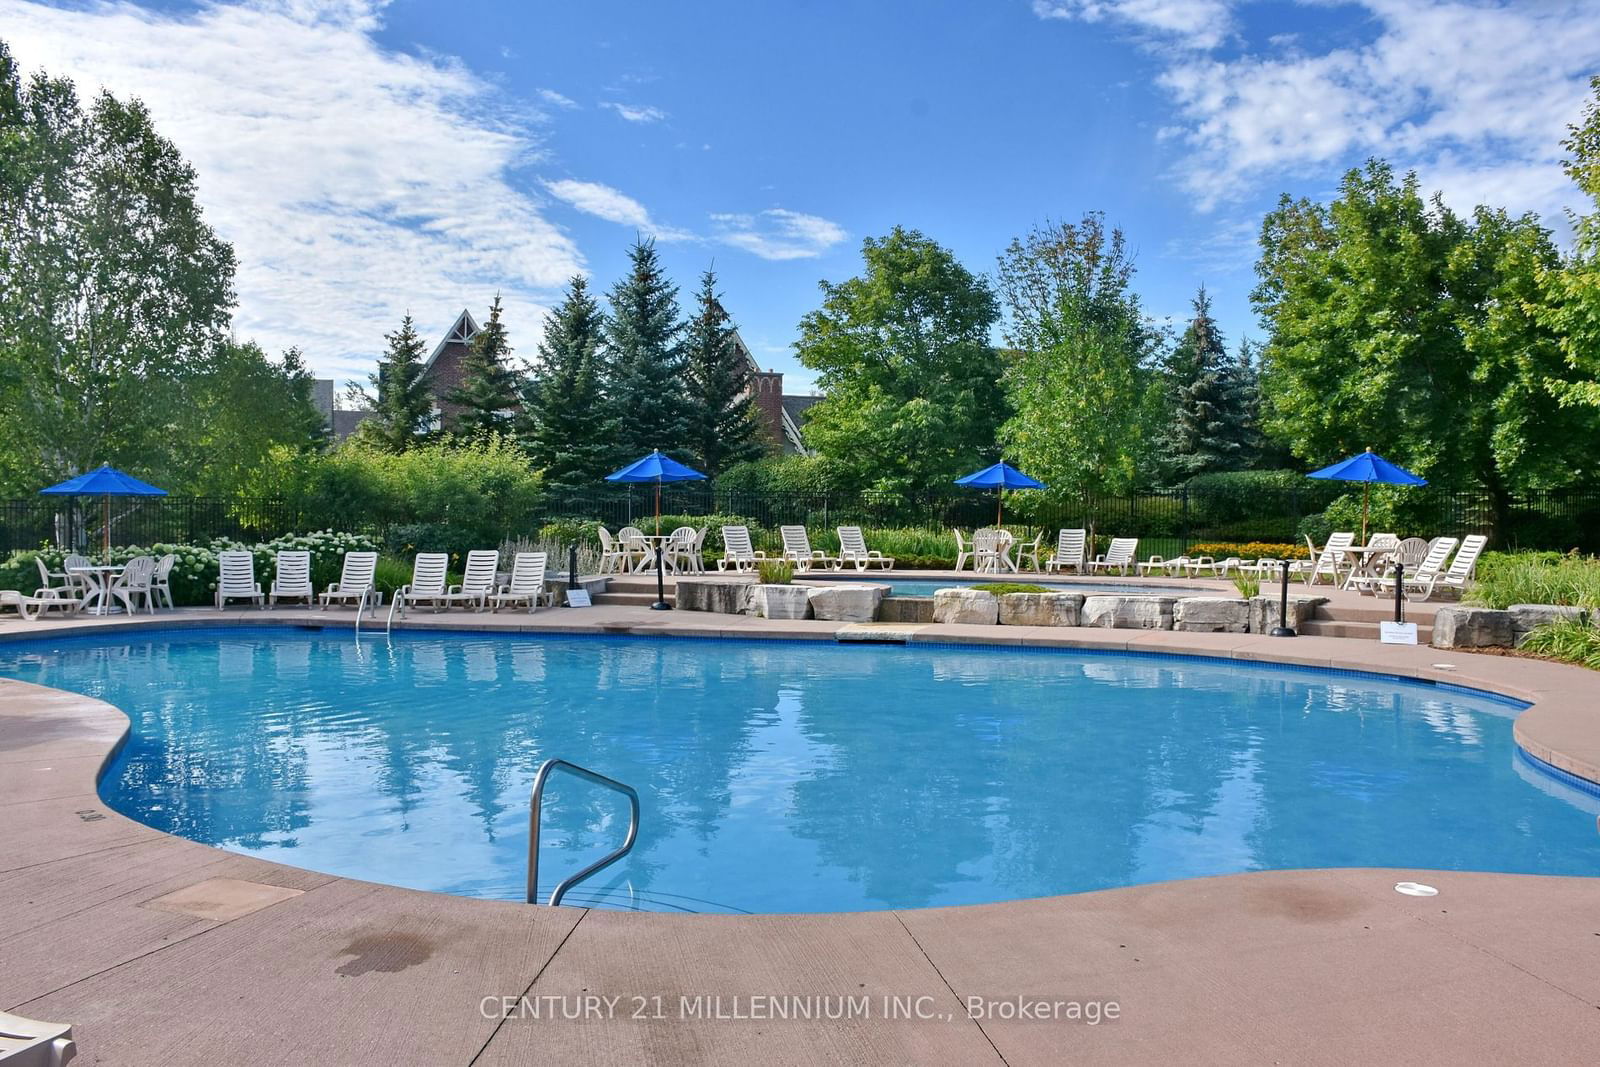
xmin=2 ymin=605 xmax=1598 ymax=1064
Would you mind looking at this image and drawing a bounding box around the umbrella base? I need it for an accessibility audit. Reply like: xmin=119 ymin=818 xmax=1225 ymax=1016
xmin=650 ymin=601 xmax=672 ymax=612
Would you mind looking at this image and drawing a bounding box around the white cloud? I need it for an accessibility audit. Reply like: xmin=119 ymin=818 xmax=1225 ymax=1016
xmin=599 ymin=100 xmax=667 ymax=123
xmin=542 ymin=178 xmax=694 ymax=242
xmin=709 ymin=209 xmax=848 ymax=261
xmin=0 ymin=0 xmax=580 ymax=383
xmin=1038 ymin=0 xmax=1600 ymax=221
xmin=537 ymin=87 xmax=578 ymax=109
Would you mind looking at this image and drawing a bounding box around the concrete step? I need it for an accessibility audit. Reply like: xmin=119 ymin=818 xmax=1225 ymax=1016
xmin=592 ymin=591 xmax=675 ymax=607
xmin=1298 ymin=619 xmax=1433 ymax=643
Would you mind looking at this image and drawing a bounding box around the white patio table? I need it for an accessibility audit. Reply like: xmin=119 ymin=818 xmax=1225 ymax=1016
xmin=68 ymin=563 xmax=125 ymax=616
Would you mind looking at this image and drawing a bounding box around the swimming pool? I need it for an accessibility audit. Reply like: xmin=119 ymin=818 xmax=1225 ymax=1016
xmin=814 ymin=576 xmax=1197 ymax=598
xmin=2 ymin=628 xmax=1596 ymax=914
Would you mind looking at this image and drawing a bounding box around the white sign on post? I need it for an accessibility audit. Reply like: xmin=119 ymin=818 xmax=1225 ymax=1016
xmin=1379 ymin=621 xmax=1417 ymax=644
xmin=565 ymin=588 xmax=592 ymax=608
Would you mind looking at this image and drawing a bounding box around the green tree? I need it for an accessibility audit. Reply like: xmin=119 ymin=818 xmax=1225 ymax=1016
xmin=0 ymin=40 xmax=236 ymax=493
xmin=187 ymin=342 xmax=328 ymax=495
xmin=1539 ymin=75 xmax=1600 ymax=408
xmin=604 ymin=238 xmax=688 ymax=458
xmin=448 ymin=294 xmax=520 ymax=437
xmin=795 ymin=227 xmax=1005 ymax=494
xmin=522 ymin=276 xmax=614 ymax=488
xmin=1156 ymin=286 xmax=1255 ymax=480
xmin=350 ymin=314 xmax=434 ymax=452
xmin=1254 ymin=160 xmax=1598 ymax=523
xmin=683 ymin=268 xmax=767 ymax=475
xmin=995 ymin=214 xmax=1161 ymax=495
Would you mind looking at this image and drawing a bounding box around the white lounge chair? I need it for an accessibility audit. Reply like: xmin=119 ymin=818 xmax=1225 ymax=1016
xmin=1044 ymin=529 xmax=1087 ymax=574
xmin=270 ymin=550 xmax=314 ymax=607
xmin=1 ymin=588 xmax=78 ymax=620
xmin=490 ymin=552 xmax=547 ymax=613
xmin=1088 ymin=537 xmax=1139 ymax=575
xmin=779 ymin=526 xmax=836 ymax=572
xmin=1136 ymin=555 xmax=1191 ymax=577
xmin=215 ymin=550 xmax=264 ymax=610
xmin=443 ymin=550 xmax=499 ymax=610
xmin=321 ymin=551 xmax=380 ymax=611
xmin=1374 ymin=537 xmax=1459 ymax=603
xmin=717 ymin=526 xmax=767 ymax=572
xmin=1391 ymin=534 xmax=1485 ymax=602
xmin=1301 ymin=532 xmax=1355 ymax=586
xmin=393 ymin=553 xmax=450 ymax=616
xmin=836 ymin=526 xmax=895 ymax=571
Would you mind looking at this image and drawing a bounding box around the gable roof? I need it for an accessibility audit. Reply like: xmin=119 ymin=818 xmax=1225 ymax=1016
xmin=422 ymin=308 xmax=480 ymax=375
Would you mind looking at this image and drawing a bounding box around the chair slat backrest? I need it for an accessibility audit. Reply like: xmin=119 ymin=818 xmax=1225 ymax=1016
xmin=339 ymin=551 xmax=378 ymax=590
xmin=1105 ymin=537 xmax=1138 ymax=565
xmin=154 ymin=553 xmax=176 ymax=581
xmin=275 ymin=550 xmax=312 ymax=590
xmin=838 ymin=526 xmax=868 ymax=557
xmin=722 ymin=525 xmax=755 ymax=560
xmin=1055 ymin=529 xmax=1086 ymax=564
xmin=64 ymin=553 xmax=89 ymax=572
xmin=508 ymin=552 xmax=547 ymax=594
xmin=780 ymin=525 xmax=812 ymax=557
xmin=1414 ymin=537 xmax=1458 ymax=578
xmin=120 ymin=555 xmax=155 ymax=587
xmin=974 ymin=528 xmax=1004 ymax=552
xmin=619 ymin=526 xmax=645 ymax=548
xmin=217 ymin=551 xmax=257 ymax=594
xmin=460 ymin=550 xmax=500 ymax=594
xmin=1318 ymin=532 xmax=1355 ymax=569
xmin=410 ymin=553 xmax=449 ymax=595
xmin=597 ymin=526 xmax=617 ymax=552
xmin=668 ymin=526 xmax=697 ymax=548
xmin=1446 ymin=534 xmax=1488 ymax=580
xmin=1394 ymin=538 xmax=1429 ymax=569
xmin=1367 ymin=533 xmax=1399 ymax=552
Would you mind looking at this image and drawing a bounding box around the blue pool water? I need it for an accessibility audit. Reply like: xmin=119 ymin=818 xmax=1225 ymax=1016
xmin=2 ymin=629 xmax=1597 ymax=914
xmin=830 ymin=577 xmax=1197 ymax=598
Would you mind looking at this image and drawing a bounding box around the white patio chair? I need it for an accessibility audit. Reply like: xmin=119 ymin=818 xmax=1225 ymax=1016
xmin=321 ymin=551 xmax=380 ymax=611
xmin=393 ymin=553 xmax=450 ymax=616
xmin=973 ymin=528 xmax=1014 ymax=573
xmin=109 ymin=555 xmax=157 ymax=615
xmin=618 ymin=526 xmax=651 ymax=572
xmin=665 ymin=526 xmax=699 ymax=574
xmin=490 ymin=552 xmax=548 ymax=613
xmin=34 ymin=558 xmax=79 ymax=601
xmin=1044 ymin=529 xmax=1086 ymax=574
xmin=215 ymin=550 xmax=264 ymax=610
xmin=1301 ymin=532 xmax=1355 ymax=586
xmin=269 ymin=550 xmax=315 ymax=607
xmin=952 ymin=529 xmax=973 ymax=573
xmin=597 ymin=526 xmax=630 ymax=574
xmin=1088 ymin=537 xmax=1139 ymax=575
xmin=1374 ymin=537 xmax=1459 ymax=603
xmin=717 ymin=526 xmax=767 ymax=572
xmin=779 ymin=525 xmax=836 ymax=572
xmin=689 ymin=526 xmax=709 ymax=574
xmin=836 ymin=526 xmax=895 ymax=571
xmin=1378 ymin=537 xmax=1430 ymax=593
xmin=444 ymin=550 xmax=499 ymax=610
xmin=1014 ymin=532 xmax=1044 ymax=573
xmin=150 ymin=553 xmax=176 ymax=609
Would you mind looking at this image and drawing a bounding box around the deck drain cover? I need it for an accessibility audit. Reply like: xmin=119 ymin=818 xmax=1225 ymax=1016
xmin=1394 ymin=881 xmax=1438 ymax=897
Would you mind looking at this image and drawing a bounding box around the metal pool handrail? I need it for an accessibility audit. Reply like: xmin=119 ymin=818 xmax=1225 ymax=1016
xmin=527 ymin=758 xmax=641 ymax=907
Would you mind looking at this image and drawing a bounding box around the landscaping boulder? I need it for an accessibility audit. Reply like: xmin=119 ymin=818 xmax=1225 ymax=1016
xmin=1174 ymin=597 xmax=1250 ymax=633
xmin=1431 ymin=607 xmax=1515 ymax=649
xmin=932 ymin=588 xmax=999 ymax=625
xmin=752 ymin=584 xmax=813 ymax=620
xmin=1509 ymin=603 xmax=1590 ymax=647
xmin=998 ymin=592 xmax=1083 ymax=626
xmin=878 ymin=596 xmax=935 ymax=624
xmin=674 ymin=578 xmax=752 ymax=616
xmin=806 ymin=583 xmax=890 ymax=622
xmin=1247 ymin=595 xmax=1328 ymax=635
xmin=1081 ymin=595 xmax=1176 ymax=630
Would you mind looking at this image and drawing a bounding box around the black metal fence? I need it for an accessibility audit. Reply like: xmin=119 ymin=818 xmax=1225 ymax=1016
xmin=4 ymin=484 xmax=1598 ymax=555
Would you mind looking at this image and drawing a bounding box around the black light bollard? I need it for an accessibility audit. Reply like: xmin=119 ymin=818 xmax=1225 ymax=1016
xmin=651 ymin=542 xmax=671 ymax=611
xmin=1270 ymin=559 xmax=1296 ymax=637
xmin=1393 ymin=563 xmax=1404 ymax=624
xmin=567 ymin=544 xmax=579 ymax=590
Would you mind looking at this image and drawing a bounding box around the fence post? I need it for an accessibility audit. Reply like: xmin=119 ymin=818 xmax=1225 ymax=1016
xmin=1180 ymin=487 xmax=1190 ymax=554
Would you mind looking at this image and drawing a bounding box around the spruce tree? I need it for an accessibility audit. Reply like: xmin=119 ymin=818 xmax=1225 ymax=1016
xmin=351 ymin=313 xmax=433 ymax=451
xmin=449 ymin=294 xmax=520 ymax=437
xmin=1158 ymin=287 xmax=1251 ymax=479
xmin=682 ymin=268 xmax=768 ymax=474
xmin=521 ymin=277 xmax=615 ymax=488
xmin=603 ymin=238 xmax=689 ymax=458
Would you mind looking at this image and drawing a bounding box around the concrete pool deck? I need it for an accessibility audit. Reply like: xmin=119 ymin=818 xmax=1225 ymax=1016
xmin=2 ymin=604 xmax=1598 ymax=1064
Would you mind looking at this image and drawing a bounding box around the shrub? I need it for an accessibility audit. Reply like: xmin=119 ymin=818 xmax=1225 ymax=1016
xmin=372 ymin=555 xmax=414 ymax=598
xmin=756 ymin=559 xmax=794 ymax=584
xmin=1465 ymin=551 xmax=1600 ymax=610
xmin=1518 ymin=618 xmax=1600 ymax=669
xmin=969 ymin=582 xmax=1050 ymax=595
xmin=1231 ymin=573 xmax=1261 ymax=599
xmin=1186 ymin=541 xmax=1309 ymax=560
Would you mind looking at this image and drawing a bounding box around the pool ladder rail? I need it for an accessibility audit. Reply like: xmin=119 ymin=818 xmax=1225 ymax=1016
xmin=527 ymin=759 xmax=641 ymax=907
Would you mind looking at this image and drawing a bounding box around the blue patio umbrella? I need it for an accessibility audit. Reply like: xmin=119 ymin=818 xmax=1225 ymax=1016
xmin=1307 ymin=448 xmax=1426 ymax=542
xmin=39 ymin=464 xmax=167 ymax=558
xmin=605 ymin=449 xmax=707 ymax=536
xmin=954 ymin=461 xmax=1046 ymax=525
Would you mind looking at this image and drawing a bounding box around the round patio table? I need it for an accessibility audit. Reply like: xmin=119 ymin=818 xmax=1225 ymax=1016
xmin=68 ymin=564 xmax=125 ymax=616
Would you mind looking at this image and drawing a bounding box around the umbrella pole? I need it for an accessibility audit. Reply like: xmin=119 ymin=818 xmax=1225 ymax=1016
xmin=654 ymin=480 xmax=661 ymax=537
xmin=1362 ymin=482 xmax=1370 ymax=544
xmin=996 ymin=490 xmax=1003 ymax=527
xmin=102 ymin=494 xmax=110 ymax=560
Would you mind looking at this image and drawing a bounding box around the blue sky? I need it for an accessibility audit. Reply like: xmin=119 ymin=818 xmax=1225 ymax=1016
xmin=5 ymin=1 xmax=1598 ymax=393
